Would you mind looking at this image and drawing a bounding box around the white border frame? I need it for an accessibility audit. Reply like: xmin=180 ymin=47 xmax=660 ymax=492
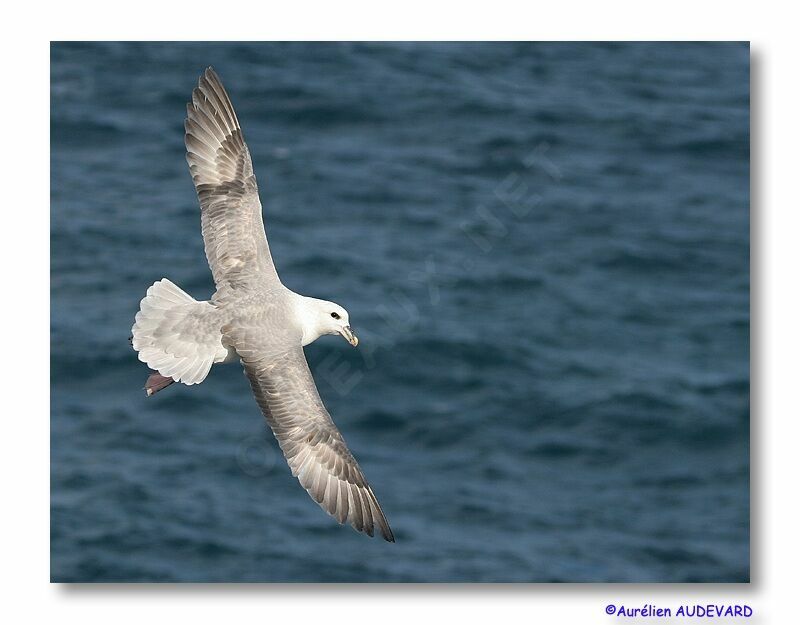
xmin=5 ymin=0 xmax=794 ymax=621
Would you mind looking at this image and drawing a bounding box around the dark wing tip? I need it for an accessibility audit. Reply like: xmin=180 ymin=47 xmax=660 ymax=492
xmin=378 ymin=515 xmax=395 ymax=542
xmin=348 ymin=516 xmax=394 ymax=542
xmin=366 ymin=487 xmax=395 ymax=543
xmin=346 ymin=514 xmax=395 ymax=542
xmin=204 ymin=66 xmax=222 ymax=88
xmin=192 ymin=66 xmax=240 ymax=136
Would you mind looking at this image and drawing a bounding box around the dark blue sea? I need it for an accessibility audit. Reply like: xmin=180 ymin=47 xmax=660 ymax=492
xmin=51 ymin=42 xmax=749 ymax=582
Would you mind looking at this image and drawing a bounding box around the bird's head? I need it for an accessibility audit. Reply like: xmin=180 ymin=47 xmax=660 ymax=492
xmin=299 ymin=297 xmax=358 ymax=347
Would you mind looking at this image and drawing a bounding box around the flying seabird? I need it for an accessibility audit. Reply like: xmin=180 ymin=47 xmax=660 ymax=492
xmin=131 ymin=67 xmax=394 ymax=542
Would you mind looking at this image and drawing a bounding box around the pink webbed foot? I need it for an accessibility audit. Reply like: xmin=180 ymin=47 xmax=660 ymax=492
xmin=144 ymin=371 xmax=175 ymax=396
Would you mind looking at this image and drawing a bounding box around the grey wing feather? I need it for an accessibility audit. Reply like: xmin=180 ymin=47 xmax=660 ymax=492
xmin=237 ymin=345 xmax=395 ymax=542
xmin=185 ymin=67 xmax=280 ymax=291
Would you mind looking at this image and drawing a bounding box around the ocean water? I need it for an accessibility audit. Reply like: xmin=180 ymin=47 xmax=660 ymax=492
xmin=50 ymin=42 xmax=749 ymax=582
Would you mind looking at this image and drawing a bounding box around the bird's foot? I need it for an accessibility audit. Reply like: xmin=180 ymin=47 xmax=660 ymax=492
xmin=144 ymin=371 xmax=174 ymax=397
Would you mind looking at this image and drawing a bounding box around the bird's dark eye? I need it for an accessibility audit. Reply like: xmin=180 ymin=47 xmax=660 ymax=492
xmin=331 ymin=312 xmax=340 ymax=319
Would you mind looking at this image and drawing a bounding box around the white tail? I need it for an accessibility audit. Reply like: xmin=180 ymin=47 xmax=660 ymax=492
xmin=131 ymin=279 xmax=227 ymax=385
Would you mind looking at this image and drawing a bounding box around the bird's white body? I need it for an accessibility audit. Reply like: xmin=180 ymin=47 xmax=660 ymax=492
xmin=132 ymin=280 xmax=353 ymax=383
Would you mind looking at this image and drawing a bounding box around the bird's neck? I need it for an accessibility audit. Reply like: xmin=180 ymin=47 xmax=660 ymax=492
xmin=292 ymin=294 xmax=328 ymax=346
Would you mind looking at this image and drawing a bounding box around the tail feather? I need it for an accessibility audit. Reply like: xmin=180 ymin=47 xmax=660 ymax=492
xmin=131 ymin=279 xmax=226 ymax=386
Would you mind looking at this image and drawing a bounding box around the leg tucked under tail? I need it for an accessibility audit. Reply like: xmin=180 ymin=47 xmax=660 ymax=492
xmin=145 ymin=371 xmax=175 ymax=396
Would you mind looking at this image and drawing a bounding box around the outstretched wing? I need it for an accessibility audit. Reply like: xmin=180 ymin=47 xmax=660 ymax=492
xmin=235 ymin=343 xmax=394 ymax=542
xmin=185 ymin=67 xmax=280 ymax=291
